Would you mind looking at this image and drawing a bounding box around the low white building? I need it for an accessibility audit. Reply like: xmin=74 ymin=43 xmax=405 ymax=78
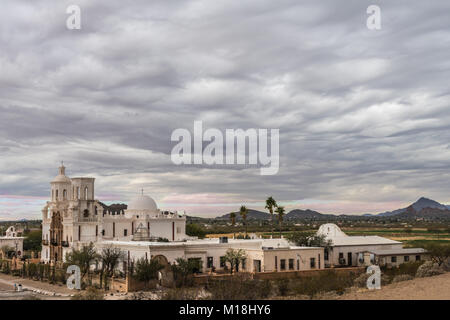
xmin=97 ymin=238 xmax=324 ymax=273
xmin=317 ymin=224 xmax=425 ymax=268
xmin=0 ymin=226 xmax=24 ymax=258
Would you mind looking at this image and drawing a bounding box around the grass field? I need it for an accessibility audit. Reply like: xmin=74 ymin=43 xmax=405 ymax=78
xmin=206 ymin=227 xmax=450 ymax=245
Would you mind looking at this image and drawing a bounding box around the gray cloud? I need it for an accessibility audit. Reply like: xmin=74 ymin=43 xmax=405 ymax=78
xmin=1 ymin=0 xmax=450 ymax=218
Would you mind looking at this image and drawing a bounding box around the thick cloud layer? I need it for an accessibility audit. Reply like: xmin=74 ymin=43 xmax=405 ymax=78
xmin=1 ymin=0 xmax=450 ymax=218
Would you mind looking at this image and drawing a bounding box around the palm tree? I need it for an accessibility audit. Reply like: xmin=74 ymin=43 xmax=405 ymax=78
xmin=265 ymin=196 xmax=277 ymax=238
xmin=275 ymin=206 xmax=285 ymax=238
xmin=239 ymin=206 xmax=248 ymax=238
xmin=230 ymin=211 xmax=236 ymax=239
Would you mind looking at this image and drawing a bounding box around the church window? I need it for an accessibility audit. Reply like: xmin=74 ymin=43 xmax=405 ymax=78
xmin=56 ymin=190 xmax=59 ymax=200
xmin=76 ymin=187 xmax=80 ymax=199
xmin=63 ymin=189 xmax=67 ymax=200
xmin=84 ymin=187 xmax=88 ymax=200
xmin=83 ymin=209 xmax=89 ymax=217
xmin=124 ymin=229 xmax=128 ymax=236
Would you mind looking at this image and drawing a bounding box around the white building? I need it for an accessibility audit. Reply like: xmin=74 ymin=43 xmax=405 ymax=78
xmin=316 ymin=224 xmax=425 ymax=267
xmin=0 ymin=226 xmax=24 ymax=258
xmin=41 ymin=164 xmax=324 ymax=273
xmin=41 ymin=164 xmax=187 ymax=263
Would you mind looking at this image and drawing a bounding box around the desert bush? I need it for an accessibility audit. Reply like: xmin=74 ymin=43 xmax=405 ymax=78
xmin=392 ymin=274 xmax=414 ymax=283
xmin=277 ymin=279 xmax=290 ymax=296
xmin=415 ymin=261 xmax=445 ymax=278
xmin=207 ymin=276 xmax=272 ymax=300
xmin=381 ymin=261 xmax=423 ymax=278
xmin=291 ymin=271 xmax=356 ymax=298
xmin=71 ymin=287 xmax=105 ymax=300
xmin=162 ymin=288 xmax=201 ymax=300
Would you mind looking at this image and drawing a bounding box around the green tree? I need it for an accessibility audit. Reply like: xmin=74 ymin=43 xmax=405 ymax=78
xmin=65 ymin=242 xmax=99 ymax=282
xmin=229 ymin=212 xmax=236 ymax=239
xmin=133 ymin=257 xmax=164 ymax=282
xmin=224 ymin=249 xmax=247 ymax=274
xmin=423 ymin=243 xmax=450 ymax=266
xmin=186 ymin=223 xmax=206 ymax=239
xmin=99 ymin=246 xmax=125 ymax=289
xmin=239 ymin=206 xmax=248 ymax=238
xmin=23 ymin=230 xmax=42 ymax=252
xmin=265 ymin=196 xmax=277 ymax=238
xmin=171 ymin=258 xmax=202 ymax=287
xmin=286 ymin=232 xmax=333 ymax=248
xmin=275 ymin=206 xmax=285 ymax=238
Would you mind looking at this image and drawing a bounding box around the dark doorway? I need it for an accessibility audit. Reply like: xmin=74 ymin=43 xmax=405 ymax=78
xmin=347 ymin=252 xmax=352 ymax=266
xmin=253 ymin=260 xmax=261 ymax=272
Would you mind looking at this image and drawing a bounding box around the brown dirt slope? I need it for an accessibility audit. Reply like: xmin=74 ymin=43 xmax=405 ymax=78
xmin=338 ymin=272 xmax=450 ymax=300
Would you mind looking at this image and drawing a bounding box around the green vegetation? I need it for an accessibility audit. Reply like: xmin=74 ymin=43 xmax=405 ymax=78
xmin=286 ymin=231 xmax=333 ymax=247
xmin=275 ymin=206 xmax=285 ymax=238
xmin=265 ymin=196 xmax=277 ymax=238
xmin=185 ymin=223 xmax=206 ymax=239
xmin=23 ymin=230 xmax=42 ymax=252
xmin=171 ymin=258 xmax=202 ymax=288
xmin=223 ymin=248 xmax=247 ymax=274
xmin=207 ymin=275 xmax=272 ymax=300
xmin=133 ymin=258 xmax=164 ymax=282
xmin=239 ymin=205 xmax=248 ymax=238
xmin=65 ymin=242 xmax=98 ymax=281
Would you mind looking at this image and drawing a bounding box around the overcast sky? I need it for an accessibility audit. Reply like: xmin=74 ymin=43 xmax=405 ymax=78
xmin=1 ymin=0 xmax=450 ymax=219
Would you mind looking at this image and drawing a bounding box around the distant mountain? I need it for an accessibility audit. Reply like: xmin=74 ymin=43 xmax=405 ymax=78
xmin=218 ymin=209 xmax=270 ymax=220
xmin=285 ymin=209 xmax=334 ymax=220
xmin=377 ymin=197 xmax=449 ymax=217
xmin=398 ymin=205 xmax=450 ymax=219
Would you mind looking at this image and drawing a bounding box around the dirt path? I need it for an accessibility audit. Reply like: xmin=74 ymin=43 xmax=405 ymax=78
xmin=338 ymin=272 xmax=450 ymax=300
xmin=0 ymin=273 xmax=74 ymax=297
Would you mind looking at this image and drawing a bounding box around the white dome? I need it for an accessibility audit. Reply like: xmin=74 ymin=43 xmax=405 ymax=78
xmin=317 ymin=223 xmax=347 ymax=238
xmin=128 ymin=194 xmax=158 ymax=211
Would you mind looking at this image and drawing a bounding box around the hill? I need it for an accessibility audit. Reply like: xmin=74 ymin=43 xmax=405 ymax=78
xmin=378 ymin=197 xmax=449 ymax=217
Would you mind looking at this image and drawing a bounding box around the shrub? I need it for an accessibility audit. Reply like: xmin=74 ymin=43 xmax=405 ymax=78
xmin=291 ymin=271 xmax=356 ymax=298
xmin=392 ymin=274 xmax=414 ymax=283
xmin=133 ymin=258 xmax=164 ymax=282
xmin=162 ymin=288 xmax=201 ymax=300
xmin=71 ymin=287 xmax=105 ymax=300
xmin=415 ymin=261 xmax=445 ymax=278
xmin=207 ymin=276 xmax=272 ymax=300
xmin=277 ymin=279 xmax=290 ymax=296
xmin=381 ymin=261 xmax=423 ymax=278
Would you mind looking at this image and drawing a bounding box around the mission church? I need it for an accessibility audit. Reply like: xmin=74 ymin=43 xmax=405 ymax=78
xmin=41 ymin=164 xmax=427 ymax=273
